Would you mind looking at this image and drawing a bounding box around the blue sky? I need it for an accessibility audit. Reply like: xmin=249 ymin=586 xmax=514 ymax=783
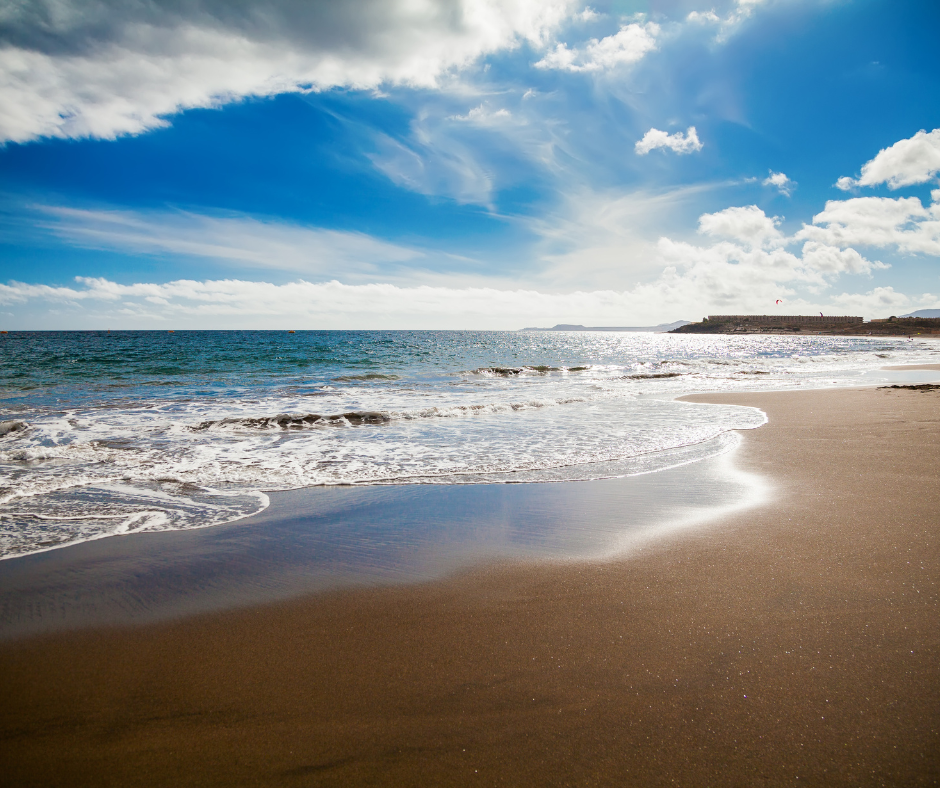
xmin=1 ymin=0 xmax=938 ymax=328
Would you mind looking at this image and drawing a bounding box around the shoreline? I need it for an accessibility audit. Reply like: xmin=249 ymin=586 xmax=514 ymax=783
xmin=3 ymin=361 xmax=938 ymax=572
xmin=1 ymin=383 xmax=939 ymax=784
xmin=0 ymin=431 xmax=764 ymax=640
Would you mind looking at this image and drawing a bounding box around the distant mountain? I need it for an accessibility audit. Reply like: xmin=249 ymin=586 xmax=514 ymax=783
xmin=519 ymin=321 xmax=691 ymax=333
xmin=901 ymin=309 xmax=940 ymax=319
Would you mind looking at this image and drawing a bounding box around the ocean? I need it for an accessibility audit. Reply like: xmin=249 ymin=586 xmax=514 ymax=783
xmin=2 ymin=330 xmax=938 ymax=560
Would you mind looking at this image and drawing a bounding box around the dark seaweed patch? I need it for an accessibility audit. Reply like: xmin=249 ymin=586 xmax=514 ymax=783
xmin=878 ymin=384 xmax=940 ymax=392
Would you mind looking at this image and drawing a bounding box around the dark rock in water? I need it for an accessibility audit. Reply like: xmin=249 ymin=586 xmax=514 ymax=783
xmin=336 ymin=412 xmax=390 ymax=426
xmin=192 ymin=411 xmax=391 ymax=431
xmin=474 ymin=367 xmax=523 ymax=376
xmin=0 ymin=420 xmax=27 ymax=436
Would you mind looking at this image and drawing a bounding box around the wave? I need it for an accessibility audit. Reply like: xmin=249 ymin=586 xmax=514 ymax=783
xmin=332 ymin=373 xmax=401 ymax=382
xmin=190 ymin=396 xmax=590 ymax=431
xmin=0 ymin=420 xmax=28 ymax=436
xmin=471 ymin=365 xmax=588 ymax=377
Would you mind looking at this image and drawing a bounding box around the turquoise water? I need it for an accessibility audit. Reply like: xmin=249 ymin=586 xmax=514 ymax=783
xmin=1 ymin=330 xmax=937 ymax=558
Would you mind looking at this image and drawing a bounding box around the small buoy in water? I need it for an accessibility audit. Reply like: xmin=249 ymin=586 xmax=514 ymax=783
xmin=0 ymin=331 xmax=7 ymax=334
xmin=168 ymin=330 xmax=175 ymax=333
xmin=288 ymin=330 xmax=295 ymax=333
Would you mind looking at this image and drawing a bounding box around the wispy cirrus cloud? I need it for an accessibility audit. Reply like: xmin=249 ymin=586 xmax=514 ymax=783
xmin=35 ymin=206 xmax=424 ymax=277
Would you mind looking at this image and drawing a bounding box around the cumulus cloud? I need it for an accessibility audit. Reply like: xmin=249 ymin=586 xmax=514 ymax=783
xmin=576 ymin=7 xmax=600 ymax=23
xmin=36 ymin=206 xmax=423 ymax=276
xmin=828 ymin=286 xmax=929 ymax=317
xmin=762 ymin=171 xmax=795 ymax=196
xmin=0 ymin=0 xmax=577 ymax=143
xmin=836 ymin=128 xmax=940 ymax=191
xmin=687 ymin=10 xmax=720 ymax=24
xmin=534 ymin=22 xmax=658 ymax=72
xmin=0 ymin=275 xmax=709 ymax=328
xmin=0 ymin=261 xmax=908 ymax=330
xmin=797 ymin=196 xmax=940 ymax=256
xmin=697 ymin=205 xmax=782 ymax=248
xmin=799 ymin=241 xmax=887 ymax=276
xmin=635 ymin=126 xmax=702 ymax=155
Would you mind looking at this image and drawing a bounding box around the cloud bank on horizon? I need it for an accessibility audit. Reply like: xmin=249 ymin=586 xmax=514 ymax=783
xmin=1 ymin=0 xmax=938 ymax=328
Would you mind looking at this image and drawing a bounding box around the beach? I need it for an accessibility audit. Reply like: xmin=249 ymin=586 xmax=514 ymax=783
xmin=1 ymin=383 xmax=939 ymax=786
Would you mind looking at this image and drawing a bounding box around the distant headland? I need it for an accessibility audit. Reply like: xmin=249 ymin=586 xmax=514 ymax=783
xmin=519 ymin=321 xmax=691 ymax=333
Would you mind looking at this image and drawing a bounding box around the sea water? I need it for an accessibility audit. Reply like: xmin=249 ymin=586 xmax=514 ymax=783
xmin=1 ymin=330 xmax=937 ymax=559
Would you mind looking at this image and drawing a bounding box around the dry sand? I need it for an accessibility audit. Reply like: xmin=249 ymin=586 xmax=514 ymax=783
xmin=1 ymin=386 xmax=938 ymax=787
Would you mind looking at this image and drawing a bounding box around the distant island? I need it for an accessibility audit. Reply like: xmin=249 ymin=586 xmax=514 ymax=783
xmin=520 ymin=321 xmax=691 ymax=333
xmin=671 ymin=314 xmax=940 ymax=336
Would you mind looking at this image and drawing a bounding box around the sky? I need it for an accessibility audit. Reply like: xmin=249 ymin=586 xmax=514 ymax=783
xmin=0 ymin=0 xmax=938 ymax=329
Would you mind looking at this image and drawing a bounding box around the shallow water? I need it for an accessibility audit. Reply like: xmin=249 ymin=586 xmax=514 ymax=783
xmin=2 ymin=330 xmax=938 ymax=558
xmin=0 ymin=449 xmax=764 ymax=638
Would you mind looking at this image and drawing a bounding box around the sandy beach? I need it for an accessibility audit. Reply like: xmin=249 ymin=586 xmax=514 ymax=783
xmin=1 ymin=384 xmax=938 ymax=786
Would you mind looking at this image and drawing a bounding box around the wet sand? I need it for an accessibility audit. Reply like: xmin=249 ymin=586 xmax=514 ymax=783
xmin=1 ymin=386 xmax=939 ymax=786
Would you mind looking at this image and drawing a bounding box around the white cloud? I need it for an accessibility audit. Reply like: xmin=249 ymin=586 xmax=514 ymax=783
xmin=534 ymin=22 xmax=658 ymax=72
xmin=835 ymin=176 xmax=857 ymax=192
xmin=836 ymin=128 xmax=940 ymax=190
xmin=36 ymin=206 xmax=423 ymax=276
xmin=687 ymin=10 xmax=720 ymax=24
xmin=799 ymin=241 xmax=887 ymax=276
xmin=697 ymin=205 xmax=782 ymax=248
xmin=635 ymin=126 xmax=703 ymax=155
xmin=0 ymin=0 xmax=577 ymax=143
xmin=1 ymin=261 xmax=913 ymax=330
xmin=797 ymin=196 xmax=940 ymax=256
xmin=0 ymin=275 xmax=703 ymax=327
xmin=450 ymin=104 xmax=512 ymax=123
xmin=762 ymin=171 xmax=795 ymax=196
xmin=828 ymin=286 xmax=928 ymax=317
xmin=712 ymin=0 xmax=767 ymax=43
